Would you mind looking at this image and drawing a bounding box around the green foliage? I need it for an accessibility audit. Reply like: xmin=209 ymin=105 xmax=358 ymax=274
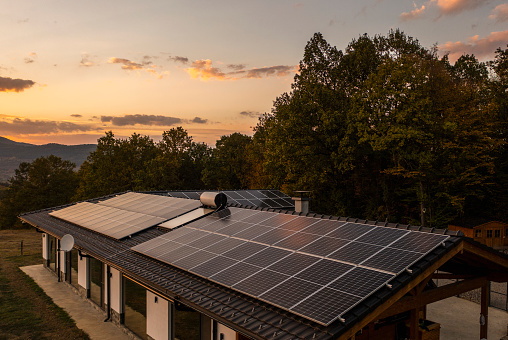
xmin=202 ymin=133 xmax=253 ymax=189
xmin=0 ymin=155 xmax=78 ymax=229
xmin=255 ymin=30 xmax=506 ymax=227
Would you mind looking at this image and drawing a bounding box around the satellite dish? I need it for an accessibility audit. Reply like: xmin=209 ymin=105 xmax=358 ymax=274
xmin=60 ymin=234 xmax=75 ymax=252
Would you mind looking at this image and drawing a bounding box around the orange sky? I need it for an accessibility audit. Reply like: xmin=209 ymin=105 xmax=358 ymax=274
xmin=1 ymin=0 xmax=507 ymax=146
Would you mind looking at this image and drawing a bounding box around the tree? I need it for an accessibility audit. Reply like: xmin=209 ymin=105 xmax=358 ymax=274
xmin=0 ymin=155 xmax=78 ymax=228
xmin=202 ymin=133 xmax=252 ymax=189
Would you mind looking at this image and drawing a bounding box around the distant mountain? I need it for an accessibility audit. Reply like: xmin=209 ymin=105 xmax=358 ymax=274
xmin=0 ymin=137 xmax=96 ymax=182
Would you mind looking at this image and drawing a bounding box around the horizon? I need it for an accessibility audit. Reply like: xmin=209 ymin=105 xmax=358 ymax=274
xmin=1 ymin=0 xmax=507 ymax=146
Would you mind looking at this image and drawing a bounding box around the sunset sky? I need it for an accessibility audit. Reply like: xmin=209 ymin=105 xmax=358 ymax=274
xmin=1 ymin=0 xmax=507 ymax=146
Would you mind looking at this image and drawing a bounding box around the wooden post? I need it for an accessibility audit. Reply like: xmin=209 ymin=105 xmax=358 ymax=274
xmin=409 ymin=308 xmax=420 ymax=340
xmin=480 ymin=283 xmax=489 ymax=339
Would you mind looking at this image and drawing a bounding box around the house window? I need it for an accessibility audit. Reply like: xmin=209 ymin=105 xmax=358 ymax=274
xmin=66 ymin=249 xmax=79 ymax=289
xmin=174 ymin=302 xmax=201 ymax=340
xmin=124 ymin=277 xmax=147 ymax=339
xmin=495 ymin=230 xmax=501 ymax=238
xmin=475 ymin=230 xmax=482 ymax=238
xmin=89 ymin=257 xmax=104 ymax=308
xmin=487 ymin=230 xmax=493 ymax=238
xmin=48 ymin=235 xmax=57 ymax=272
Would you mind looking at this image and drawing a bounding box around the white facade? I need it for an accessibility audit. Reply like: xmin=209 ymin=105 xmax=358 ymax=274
xmin=147 ymin=291 xmax=171 ymax=340
xmin=78 ymin=255 xmax=89 ymax=289
xmin=215 ymin=322 xmax=237 ymax=340
xmin=42 ymin=233 xmax=49 ymax=260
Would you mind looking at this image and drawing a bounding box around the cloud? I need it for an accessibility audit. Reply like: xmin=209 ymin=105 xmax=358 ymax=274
xmin=239 ymin=111 xmax=263 ymax=118
xmin=70 ymin=114 xmax=83 ymax=118
xmin=107 ymin=57 xmax=168 ymax=79
xmin=185 ymin=59 xmax=227 ymax=80
xmin=489 ymin=4 xmax=508 ymax=22
xmin=80 ymin=53 xmax=96 ymax=67
xmin=238 ymin=65 xmax=295 ymax=79
xmin=400 ymin=4 xmax=426 ymax=21
xmin=101 ymin=114 xmax=183 ymax=126
xmin=168 ymin=56 xmax=189 ymax=64
xmin=186 ymin=59 xmax=295 ymax=81
xmin=430 ymin=0 xmax=486 ymax=16
xmin=227 ymin=64 xmax=246 ymax=71
xmin=24 ymin=52 xmax=37 ymax=64
xmin=191 ymin=117 xmax=208 ymax=124
xmin=439 ymin=30 xmax=508 ymax=61
xmin=0 ymin=118 xmax=93 ymax=134
xmin=0 ymin=76 xmax=35 ymax=92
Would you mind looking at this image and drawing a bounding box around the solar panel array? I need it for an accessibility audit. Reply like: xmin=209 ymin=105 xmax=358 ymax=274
xmin=166 ymin=190 xmax=295 ymax=209
xmin=132 ymin=207 xmax=449 ymax=325
xmin=50 ymin=192 xmax=200 ymax=239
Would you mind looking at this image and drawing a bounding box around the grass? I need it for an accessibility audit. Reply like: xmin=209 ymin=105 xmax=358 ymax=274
xmin=0 ymin=229 xmax=89 ymax=339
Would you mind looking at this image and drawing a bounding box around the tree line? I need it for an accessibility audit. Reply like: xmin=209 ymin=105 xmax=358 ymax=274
xmin=1 ymin=30 xmax=506 ymax=229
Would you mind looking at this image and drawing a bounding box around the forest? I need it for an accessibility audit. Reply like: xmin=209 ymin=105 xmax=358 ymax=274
xmin=0 ymin=30 xmax=506 ymax=229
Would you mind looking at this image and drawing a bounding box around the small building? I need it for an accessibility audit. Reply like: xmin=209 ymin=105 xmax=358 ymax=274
xmin=20 ymin=190 xmax=508 ymax=340
xmin=448 ymin=218 xmax=508 ymax=249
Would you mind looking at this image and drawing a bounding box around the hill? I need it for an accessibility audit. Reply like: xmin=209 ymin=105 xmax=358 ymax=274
xmin=0 ymin=137 xmax=96 ymax=182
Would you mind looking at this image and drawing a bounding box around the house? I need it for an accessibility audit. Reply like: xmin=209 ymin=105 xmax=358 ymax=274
xmin=20 ymin=190 xmax=508 ymax=340
xmin=448 ymin=218 xmax=508 ymax=249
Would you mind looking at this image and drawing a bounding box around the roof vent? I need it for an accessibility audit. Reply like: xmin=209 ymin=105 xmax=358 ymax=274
xmin=292 ymin=191 xmax=311 ymax=214
xmin=200 ymin=192 xmax=227 ymax=209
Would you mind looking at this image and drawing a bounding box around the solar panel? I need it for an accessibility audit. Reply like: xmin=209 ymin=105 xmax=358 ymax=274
xmin=166 ymin=189 xmax=295 ymax=209
xmin=132 ymin=206 xmax=449 ymax=326
xmin=50 ymin=192 xmax=201 ymax=239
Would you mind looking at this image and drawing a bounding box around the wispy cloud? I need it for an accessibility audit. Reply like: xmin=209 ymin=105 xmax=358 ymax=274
xmin=489 ymin=4 xmax=508 ymax=22
xmin=185 ymin=59 xmax=227 ymax=80
xmin=400 ymin=4 xmax=426 ymax=21
xmin=0 ymin=76 xmax=35 ymax=92
xmin=191 ymin=117 xmax=208 ymax=124
xmin=79 ymin=53 xmax=96 ymax=67
xmin=0 ymin=118 xmax=93 ymax=134
xmin=439 ymin=30 xmax=508 ymax=61
xmin=239 ymin=111 xmax=263 ymax=118
xmin=100 ymin=114 xmax=210 ymax=126
xmin=107 ymin=57 xmax=168 ymax=79
xmin=431 ymin=0 xmax=487 ymax=16
xmin=70 ymin=114 xmax=83 ymax=118
xmin=186 ymin=59 xmax=295 ymax=81
xmin=101 ymin=114 xmax=182 ymax=126
xmin=24 ymin=52 xmax=37 ymax=64
xmin=168 ymin=55 xmax=189 ymax=64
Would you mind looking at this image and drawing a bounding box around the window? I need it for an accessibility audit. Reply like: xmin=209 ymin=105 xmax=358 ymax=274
xmin=174 ymin=302 xmax=200 ymax=340
xmin=48 ymin=235 xmax=57 ymax=272
xmin=66 ymin=249 xmax=79 ymax=289
xmin=475 ymin=230 xmax=482 ymax=238
xmin=487 ymin=230 xmax=493 ymax=238
xmin=124 ymin=277 xmax=147 ymax=340
xmin=495 ymin=230 xmax=501 ymax=238
xmin=89 ymin=257 xmax=104 ymax=308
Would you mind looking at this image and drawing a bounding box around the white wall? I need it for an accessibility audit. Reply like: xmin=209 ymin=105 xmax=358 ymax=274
xmin=215 ymin=322 xmax=237 ymax=340
xmin=42 ymin=233 xmax=49 ymax=260
xmin=59 ymin=246 xmax=66 ymax=275
xmin=78 ymin=255 xmax=89 ymax=289
xmin=147 ymin=291 xmax=170 ymax=340
xmin=104 ymin=266 xmax=123 ymax=313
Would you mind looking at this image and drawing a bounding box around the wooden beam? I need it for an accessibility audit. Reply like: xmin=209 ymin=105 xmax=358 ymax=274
xmin=338 ymin=242 xmax=464 ymax=340
xmin=480 ymin=283 xmax=489 ymax=339
xmin=409 ymin=308 xmax=420 ymax=340
xmin=432 ymin=273 xmax=474 ymax=280
xmin=463 ymin=241 xmax=508 ymax=269
xmin=379 ymin=276 xmax=488 ymax=319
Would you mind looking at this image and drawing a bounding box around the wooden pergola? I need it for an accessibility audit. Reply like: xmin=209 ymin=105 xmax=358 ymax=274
xmin=341 ymin=239 xmax=508 ymax=340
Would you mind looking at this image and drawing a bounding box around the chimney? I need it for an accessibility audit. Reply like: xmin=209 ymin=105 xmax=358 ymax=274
xmin=292 ymin=191 xmax=311 ymax=214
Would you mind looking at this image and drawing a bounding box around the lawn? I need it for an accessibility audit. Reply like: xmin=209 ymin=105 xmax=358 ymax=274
xmin=0 ymin=229 xmax=89 ymax=339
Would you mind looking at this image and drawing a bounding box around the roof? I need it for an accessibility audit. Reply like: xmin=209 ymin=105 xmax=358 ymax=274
xmin=20 ymin=191 xmax=473 ymax=340
xmin=448 ymin=217 xmax=508 ymax=229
